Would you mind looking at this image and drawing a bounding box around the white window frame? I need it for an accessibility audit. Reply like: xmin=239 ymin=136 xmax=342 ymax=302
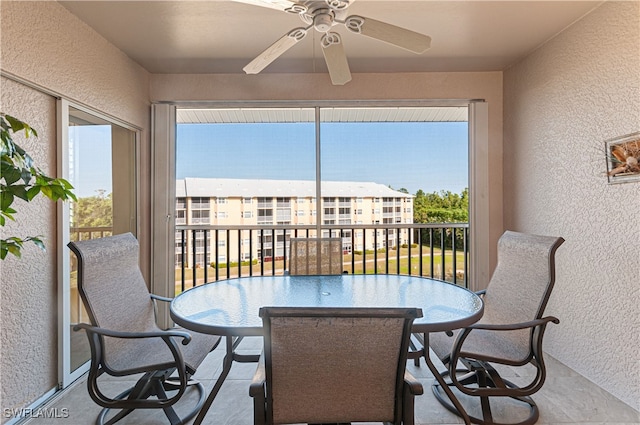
xmin=151 ymin=101 xmax=489 ymax=298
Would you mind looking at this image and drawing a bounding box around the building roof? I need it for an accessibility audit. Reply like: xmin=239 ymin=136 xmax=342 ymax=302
xmin=176 ymin=178 xmax=413 ymax=199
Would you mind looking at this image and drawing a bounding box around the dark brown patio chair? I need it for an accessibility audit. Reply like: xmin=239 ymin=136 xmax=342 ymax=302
xmin=429 ymin=230 xmax=564 ymax=425
xmin=250 ymin=307 xmax=424 ymax=425
xmin=289 ymin=237 xmax=344 ymax=275
xmin=68 ymin=233 xmax=221 ymax=425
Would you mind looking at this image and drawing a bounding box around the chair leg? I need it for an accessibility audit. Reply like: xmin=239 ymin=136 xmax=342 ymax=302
xmin=476 ymin=370 xmax=494 ymax=424
xmin=432 ymin=368 xmax=540 ymax=425
xmin=151 ymin=379 xmax=182 ymax=425
xmin=409 ymin=333 xmax=425 ymax=367
xmin=98 ymin=398 xmax=134 ymax=425
xmin=252 ymin=387 xmax=266 ymax=425
xmin=97 ymin=374 xmax=155 ymax=425
xmin=97 ymin=387 xmax=135 ymax=425
xmin=409 ymin=338 xmax=421 ymax=367
xmin=95 ymin=372 xmax=206 ymax=425
xmin=402 ymin=383 xmax=416 ymax=425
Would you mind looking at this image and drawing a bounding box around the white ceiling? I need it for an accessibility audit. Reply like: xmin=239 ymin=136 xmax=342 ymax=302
xmin=59 ymin=0 xmax=602 ymax=75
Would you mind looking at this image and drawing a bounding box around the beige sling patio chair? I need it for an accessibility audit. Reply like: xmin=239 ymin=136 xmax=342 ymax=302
xmin=428 ymin=230 xmax=565 ymax=425
xmin=288 ymin=237 xmax=344 ymax=275
xmin=68 ymin=233 xmax=221 ymax=425
xmin=250 ymin=307 xmax=424 ymax=425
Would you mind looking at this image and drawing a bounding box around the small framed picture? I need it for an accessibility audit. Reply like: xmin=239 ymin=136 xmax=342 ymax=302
xmin=605 ymin=132 xmax=640 ymax=184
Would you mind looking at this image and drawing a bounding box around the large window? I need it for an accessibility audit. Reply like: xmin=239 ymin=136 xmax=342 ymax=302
xmin=176 ymin=106 xmax=467 ymax=221
xmin=170 ymin=105 xmax=469 ymax=288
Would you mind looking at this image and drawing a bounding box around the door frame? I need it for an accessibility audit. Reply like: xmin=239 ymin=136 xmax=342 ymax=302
xmin=56 ymin=99 xmax=141 ymax=388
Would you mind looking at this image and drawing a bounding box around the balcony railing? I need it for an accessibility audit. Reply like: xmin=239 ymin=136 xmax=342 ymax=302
xmin=70 ymin=224 xmax=470 ymax=294
xmin=175 ymin=223 xmax=469 ymax=293
xmin=70 ymin=226 xmax=113 ymax=241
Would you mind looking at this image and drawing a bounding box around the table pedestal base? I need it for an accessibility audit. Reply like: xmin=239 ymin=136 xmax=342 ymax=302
xmin=192 ymin=336 xmax=260 ymax=425
xmin=410 ymin=333 xmax=473 ymax=425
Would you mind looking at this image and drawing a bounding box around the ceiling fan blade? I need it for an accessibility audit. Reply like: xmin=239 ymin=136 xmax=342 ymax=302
xmin=344 ymin=15 xmax=431 ymax=54
xmin=243 ymin=27 xmax=308 ymax=74
xmin=231 ymin=0 xmax=302 ymax=12
xmin=325 ymin=0 xmax=354 ymax=11
xmin=321 ymin=32 xmax=352 ymax=86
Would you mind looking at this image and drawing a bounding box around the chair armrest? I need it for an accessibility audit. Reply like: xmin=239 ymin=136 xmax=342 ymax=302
xmin=448 ymin=316 xmax=559 ymax=398
xmin=474 ymin=289 xmax=487 ymax=297
xmin=452 ymin=317 xmax=559 ymax=359
xmin=449 ymin=316 xmax=560 ymax=374
xmin=466 ymin=316 xmax=559 ymax=332
xmin=149 ymin=293 xmax=175 ymax=324
xmin=150 ymin=293 xmax=174 ymax=303
xmin=74 ymin=322 xmax=193 ymax=400
xmin=249 ymin=355 xmax=266 ymax=398
xmin=403 ymin=370 xmax=424 ymax=396
xmin=73 ymin=323 xmax=193 ymax=345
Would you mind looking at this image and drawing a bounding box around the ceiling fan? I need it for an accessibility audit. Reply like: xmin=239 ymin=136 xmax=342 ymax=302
xmin=234 ymin=0 xmax=431 ymax=85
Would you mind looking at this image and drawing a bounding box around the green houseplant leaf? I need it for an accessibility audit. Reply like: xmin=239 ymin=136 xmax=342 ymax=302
xmin=1 ymin=113 xmax=76 ymax=259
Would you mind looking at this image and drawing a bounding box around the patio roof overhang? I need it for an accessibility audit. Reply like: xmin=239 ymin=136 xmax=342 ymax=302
xmin=177 ymin=106 xmax=468 ymax=124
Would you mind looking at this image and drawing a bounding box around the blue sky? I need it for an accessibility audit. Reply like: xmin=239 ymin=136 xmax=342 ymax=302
xmin=177 ymin=121 xmax=468 ymax=195
xmin=70 ymin=125 xmax=113 ymax=198
xmin=71 ymin=120 xmax=468 ymax=198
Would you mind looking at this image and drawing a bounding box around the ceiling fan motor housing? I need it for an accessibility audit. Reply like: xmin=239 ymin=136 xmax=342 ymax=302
xmin=313 ymin=11 xmax=334 ymax=32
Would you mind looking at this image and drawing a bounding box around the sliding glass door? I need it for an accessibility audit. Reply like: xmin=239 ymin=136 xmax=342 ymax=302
xmin=58 ymin=100 xmax=138 ymax=388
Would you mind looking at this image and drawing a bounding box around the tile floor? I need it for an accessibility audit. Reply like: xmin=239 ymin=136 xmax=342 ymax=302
xmin=25 ymin=337 xmax=639 ymax=425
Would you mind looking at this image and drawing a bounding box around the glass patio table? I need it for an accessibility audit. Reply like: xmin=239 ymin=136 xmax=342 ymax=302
xmin=170 ymin=274 xmax=484 ymax=425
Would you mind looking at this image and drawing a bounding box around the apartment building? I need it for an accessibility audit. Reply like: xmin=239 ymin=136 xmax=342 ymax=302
xmin=175 ymin=177 xmax=414 ymax=266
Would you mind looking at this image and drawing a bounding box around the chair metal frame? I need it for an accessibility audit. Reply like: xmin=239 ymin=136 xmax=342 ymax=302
xmin=250 ymin=307 xmax=424 ymax=425
xmin=69 ymin=234 xmax=220 ymax=425
xmin=430 ymin=231 xmax=565 ymax=425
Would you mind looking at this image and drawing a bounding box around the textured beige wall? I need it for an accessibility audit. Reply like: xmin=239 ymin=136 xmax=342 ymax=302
xmin=503 ymin=1 xmax=640 ymax=410
xmin=0 ymin=1 xmax=150 ymax=418
xmin=0 ymin=78 xmax=59 ymax=419
xmin=151 ymin=71 xmax=501 ymax=104
xmin=1 ymin=0 xmax=152 ymax=270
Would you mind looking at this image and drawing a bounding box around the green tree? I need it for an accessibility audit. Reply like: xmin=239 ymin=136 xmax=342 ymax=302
xmin=413 ymin=189 xmax=429 ymax=223
xmin=413 ymin=188 xmax=469 ymax=249
xmin=72 ymin=192 xmax=112 ymax=228
xmin=413 ymin=189 xmax=468 ymax=224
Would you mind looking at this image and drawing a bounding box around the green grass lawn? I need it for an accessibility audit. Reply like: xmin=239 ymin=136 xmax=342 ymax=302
xmin=175 ymin=246 xmax=467 ymax=293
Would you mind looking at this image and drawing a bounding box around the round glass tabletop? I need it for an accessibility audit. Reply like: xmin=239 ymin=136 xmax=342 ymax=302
xmin=171 ymin=274 xmax=483 ymax=336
